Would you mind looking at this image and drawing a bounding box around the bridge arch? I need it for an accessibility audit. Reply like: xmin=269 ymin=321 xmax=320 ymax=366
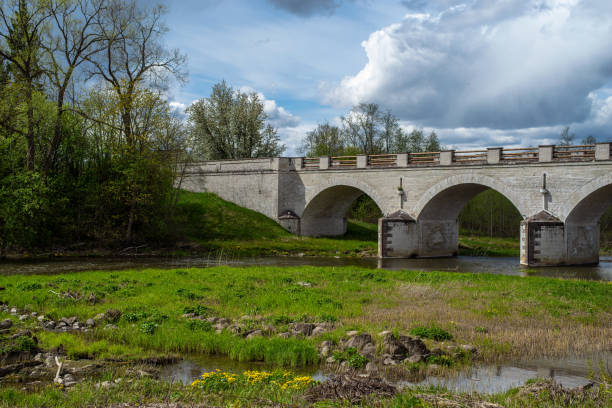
xmin=414 ymin=174 xmax=527 ymax=221
xmin=412 ymin=174 xmax=526 ymax=257
xmin=300 ymin=181 xmax=386 ymax=237
xmin=562 ymin=174 xmax=612 ymax=264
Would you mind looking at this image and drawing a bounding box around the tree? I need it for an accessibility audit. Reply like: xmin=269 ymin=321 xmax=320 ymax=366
xmin=407 ymin=129 xmax=425 ymax=153
xmin=342 ymin=103 xmax=383 ymax=154
xmin=380 ymin=110 xmax=399 ymax=153
xmin=424 ymin=131 xmax=441 ymax=152
xmin=43 ymin=0 xmax=107 ymax=172
xmin=299 ymin=122 xmax=343 ymax=157
xmin=559 ymin=126 xmax=574 ymax=146
xmin=87 ymin=0 xmax=186 ymax=148
xmin=0 ymin=0 xmax=49 ymax=170
xmin=582 ymin=135 xmax=596 ymax=145
xmin=188 ymin=80 xmax=285 ymax=160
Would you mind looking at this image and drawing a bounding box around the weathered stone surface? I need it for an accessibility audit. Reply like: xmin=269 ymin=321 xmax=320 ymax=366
xmin=311 ymin=326 xmax=326 ymax=336
xmin=346 ymin=330 xmax=359 ymax=337
xmin=361 ymin=343 xmax=376 ymax=358
xmin=290 ymin=322 xmax=316 ymax=336
xmin=398 ymin=335 xmax=429 ymax=357
xmin=345 ymin=334 xmax=373 ymax=351
xmin=183 ymin=154 xmax=612 ymax=266
xmin=86 ymin=319 xmax=95 ymax=327
xmin=0 ymin=319 xmax=13 ymax=329
xmin=278 ymin=332 xmax=291 ymax=338
xmin=104 ymin=309 xmax=121 ymax=322
xmin=246 ymin=330 xmax=263 ymax=339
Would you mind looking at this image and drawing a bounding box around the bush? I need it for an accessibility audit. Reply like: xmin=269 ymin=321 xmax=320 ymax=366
xmin=408 ymin=326 xmax=452 ymax=341
xmin=333 ymin=347 xmax=368 ymax=369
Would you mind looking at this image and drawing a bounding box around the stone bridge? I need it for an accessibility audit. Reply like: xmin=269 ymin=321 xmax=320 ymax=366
xmin=182 ymin=143 xmax=612 ymax=266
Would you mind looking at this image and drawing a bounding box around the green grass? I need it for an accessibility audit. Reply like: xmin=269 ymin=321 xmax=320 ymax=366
xmin=172 ymin=191 xmax=378 ymax=257
xmin=458 ymin=235 xmax=520 ymax=257
xmin=1 ymin=265 xmax=610 ymax=366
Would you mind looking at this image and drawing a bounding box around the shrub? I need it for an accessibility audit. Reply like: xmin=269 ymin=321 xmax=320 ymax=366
xmin=408 ymin=326 xmax=452 ymax=341
xmin=333 ymin=347 xmax=368 ymax=369
xmin=425 ymin=354 xmax=454 ymax=367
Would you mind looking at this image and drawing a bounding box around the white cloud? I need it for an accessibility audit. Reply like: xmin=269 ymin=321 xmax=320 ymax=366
xmin=323 ymin=0 xmax=612 ymax=133
xmin=239 ymin=86 xmax=301 ymax=128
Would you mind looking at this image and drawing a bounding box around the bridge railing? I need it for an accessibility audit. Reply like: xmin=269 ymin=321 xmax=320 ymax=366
xmin=553 ymin=144 xmax=595 ymax=161
xmin=500 ymin=147 xmax=539 ymax=162
xmin=291 ymin=143 xmax=611 ymax=170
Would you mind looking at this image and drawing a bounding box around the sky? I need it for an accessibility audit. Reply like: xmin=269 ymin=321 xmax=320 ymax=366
xmin=164 ymin=0 xmax=612 ymax=156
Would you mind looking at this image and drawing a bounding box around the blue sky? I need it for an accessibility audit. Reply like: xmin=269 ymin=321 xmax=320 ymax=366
xmin=164 ymin=0 xmax=612 ymax=155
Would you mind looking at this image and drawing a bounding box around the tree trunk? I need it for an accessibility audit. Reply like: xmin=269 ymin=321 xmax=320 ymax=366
xmin=25 ymin=83 xmax=35 ymax=171
xmin=44 ymin=86 xmax=67 ymax=173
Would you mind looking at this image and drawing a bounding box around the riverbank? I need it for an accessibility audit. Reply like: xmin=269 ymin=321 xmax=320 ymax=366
xmin=1 ymin=265 xmax=610 ymax=406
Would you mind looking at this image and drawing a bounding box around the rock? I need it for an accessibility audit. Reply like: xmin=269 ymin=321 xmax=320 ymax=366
xmin=228 ymin=324 xmax=243 ymax=335
xmin=461 ymin=344 xmax=477 ymax=354
xmin=378 ymin=330 xmax=392 ymax=337
xmin=361 ymin=343 xmax=377 ymax=358
xmin=383 ymin=357 xmax=397 ymax=366
xmin=398 ymin=335 xmax=429 ymax=357
xmin=262 ymin=324 xmax=276 ymax=335
xmin=296 ymin=281 xmax=312 ymax=287
xmin=63 ymin=374 xmax=76 ymax=387
xmin=290 ymin=322 xmax=316 ymax=336
xmin=345 ymin=334 xmax=373 ymax=351
xmin=239 ymin=315 xmax=252 ymax=321
xmin=37 ymin=315 xmax=45 ymax=322
xmin=85 ymin=319 xmax=95 ymax=328
xmin=34 ymin=353 xmax=43 ymax=362
xmin=0 ymin=319 xmax=13 ymax=329
xmin=311 ymin=326 xmax=326 ymax=336
xmin=137 ymin=370 xmax=152 ymax=377
xmin=31 ymin=312 xmax=38 ymax=317
xmin=320 ymin=340 xmax=333 ymax=348
xmin=217 ymin=318 xmax=230 ymax=325
xmin=19 ymin=314 xmax=29 ymax=321
xmin=246 ymin=330 xmax=263 ymax=339
xmin=365 ymin=362 xmax=378 ymax=374
xmin=44 ymin=321 xmax=56 ymax=329
xmin=214 ymin=321 xmax=228 ymax=331
xmin=320 ymin=346 xmax=330 ymax=357
xmin=278 ymin=332 xmax=291 ymax=338
xmin=326 ymin=356 xmax=336 ymax=364
xmin=72 ymin=323 xmax=80 ymax=330
xmin=93 ymin=313 xmax=105 ymax=322
xmin=62 ymin=316 xmax=78 ymax=325
xmin=405 ymin=354 xmax=425 ymax=364
xmin=206 ymin=316 xmax=219 ymax=323
xmin=96 ymin=380 xmax=112 ymax=389
xmin=181 ymin=313 xmax=195 ymax=318
xmin=104 ymin=309 xmax=121 ymax=323
xmin=346 ymin=330 xmax=359 ymax=337
xmin=10 ymin=307 xmax=17 ymax=315
xmin=45 ymin=355 xmax=55 ymax=368
xmin=104 ymin=324 xmax=117 ymax=330
xmin=382 ymin=334 xmax=408 ymax=359
xmin=56 ymin=321 xmax=68 ymax=328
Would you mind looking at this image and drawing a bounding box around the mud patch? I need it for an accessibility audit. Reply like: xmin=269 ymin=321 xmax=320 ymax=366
xmin=303 ymin=374 xmax=396 ymax=404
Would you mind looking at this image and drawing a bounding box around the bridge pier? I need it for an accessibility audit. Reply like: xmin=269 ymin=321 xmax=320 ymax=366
xmin=519 ymin=211 xmax=599 ymax=266
xmin=378 ymin=213 xmax=458 ymax=258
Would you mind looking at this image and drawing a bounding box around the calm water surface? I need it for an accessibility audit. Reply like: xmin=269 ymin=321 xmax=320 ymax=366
xmin=1 ymin=255 xmax=611 ymax=280
xmin=161 ymin=352 xmax=611 ymax=394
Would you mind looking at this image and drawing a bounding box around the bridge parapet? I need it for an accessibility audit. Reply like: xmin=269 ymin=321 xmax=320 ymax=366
xmin=186 ymin=143 xmax=610 ymax=174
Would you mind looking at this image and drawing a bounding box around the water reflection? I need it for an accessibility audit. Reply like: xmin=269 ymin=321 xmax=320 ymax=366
xmin=161 ymin=352 xmax=610 ymax=394
xmin=1 ymin=255 xmax=611 ymax=281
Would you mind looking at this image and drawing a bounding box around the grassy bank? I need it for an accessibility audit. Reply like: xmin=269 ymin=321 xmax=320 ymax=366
xmin=1 ymin=265 xmax=610 ymax=365
xmin=0 ymin=369 xmax=610 ymax=407
xmin=175 ymin=191 xmax=523 ymax=258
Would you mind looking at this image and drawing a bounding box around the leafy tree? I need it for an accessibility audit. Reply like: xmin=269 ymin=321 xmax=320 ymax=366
xmin=342 ymin=103 xmax=383 ymax=154
xmin=380 ymin=110 xmax=400 ymax=153
xmin=0 ymin=0 xmax=49 ymax=169
xmin=188 ymin=80 xmax=285 ymax=160
xmin=424 ymin=131 xmax=441 ymax=152
xmin=299 ymin=122 xmax=343 ymax=157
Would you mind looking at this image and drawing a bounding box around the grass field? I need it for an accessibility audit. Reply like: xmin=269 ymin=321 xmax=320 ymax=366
xmin=1 ymin=265 xmax=610 ymax=365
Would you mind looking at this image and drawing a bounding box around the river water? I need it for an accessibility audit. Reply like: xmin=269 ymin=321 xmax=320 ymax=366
xmin=2 ymin=254 xmax=611 ymax=393
xmin=1 ymin=255 xmax=611 ymax=281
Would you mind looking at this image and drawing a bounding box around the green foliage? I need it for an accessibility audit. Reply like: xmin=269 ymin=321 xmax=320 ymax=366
xmin=183 ymin=305 xmax=214 ymax=317
xmin=409 ymin=326 xmax=453 ymax=341
xmin=426 ymin=354 xmax=455 ymax=366
xmin=333 ymin=347 xmax=369 ymax=368
xmin=186 ymin=320 xmax=212 ymax=332
xmin=188 ymin=80 xmax=285 ymax=160
xmin=459 ymin=189 xmax=523 ymax=238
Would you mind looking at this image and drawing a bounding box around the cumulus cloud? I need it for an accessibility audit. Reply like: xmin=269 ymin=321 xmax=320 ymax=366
xmin=239 ymin=86 xmax=300 ymax=128
xmin=323 ymin=0 xmax=612 ymax=132
xmin=268 ymin=0 xmax=344 ymax=17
